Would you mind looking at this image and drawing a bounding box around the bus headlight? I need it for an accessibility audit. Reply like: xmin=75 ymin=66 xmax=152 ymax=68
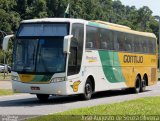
xmin=11 ymin=75 xmax=19 ymax=81
xmin=51 ymin=77 xmax=65 ymax=83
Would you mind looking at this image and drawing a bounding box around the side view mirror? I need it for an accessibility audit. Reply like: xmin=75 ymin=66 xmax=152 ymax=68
xmin=3 ymin=35 xmax=14 ymax=51
xmin=63 ymin=35 xmax=73 ymax=54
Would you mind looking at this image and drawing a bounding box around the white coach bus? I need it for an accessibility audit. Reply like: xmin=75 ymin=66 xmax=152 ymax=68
xmin=3 ymin=18 xmax=157 ymax=101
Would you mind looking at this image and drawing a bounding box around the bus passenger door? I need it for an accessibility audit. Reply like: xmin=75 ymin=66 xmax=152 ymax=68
xmin=67 ymin=23 xmax=84 ymax=76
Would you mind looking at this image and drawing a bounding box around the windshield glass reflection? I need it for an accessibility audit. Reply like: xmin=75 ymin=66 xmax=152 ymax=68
xmin=13 ymin=38 xmax=66 ymax=73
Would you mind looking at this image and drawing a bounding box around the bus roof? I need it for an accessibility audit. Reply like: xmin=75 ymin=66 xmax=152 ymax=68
xmin=91 ymin=20 xmax=131 ymax=30
xmin=21 ymin=18 xmax=157 ymax=39
xmin=90 ymin=20 xmax=157 ymax=39
xmin=21 ymin=18 xmax=87 ymax=24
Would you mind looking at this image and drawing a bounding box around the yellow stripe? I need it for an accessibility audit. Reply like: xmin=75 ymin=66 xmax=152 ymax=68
xmin=19 ymin=74 xmax=35 ymax=83
xmin=118 ymin=52 xmax=157 ymax=87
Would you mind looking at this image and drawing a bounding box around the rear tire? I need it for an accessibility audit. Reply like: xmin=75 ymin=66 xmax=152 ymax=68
xmin=133 ymin=76 xmax=141 ymax=93
xmin=81 ymin=79 xmax=93 ymax=100
xmin=140 ymin=79 xmax=146 ymax=92
xmin=36 ymin=94 xmax=49 ymax=101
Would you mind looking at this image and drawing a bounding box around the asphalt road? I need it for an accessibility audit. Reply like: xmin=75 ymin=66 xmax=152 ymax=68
xmin=0 ymin=82 xmax=160 ymax=120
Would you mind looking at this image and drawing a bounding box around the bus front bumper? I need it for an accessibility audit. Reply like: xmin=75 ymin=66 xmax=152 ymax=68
xmin=12 ymin=80 xmax=70 ymax=95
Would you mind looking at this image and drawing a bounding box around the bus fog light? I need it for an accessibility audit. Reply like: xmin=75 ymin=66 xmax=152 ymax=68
xmin=11 ymin=75 xmax=19 ymax=81
xmin=51 ymin=77 xmax=65 ymax=83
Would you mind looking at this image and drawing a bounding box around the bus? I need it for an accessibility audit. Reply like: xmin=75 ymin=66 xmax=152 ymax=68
xmin=3 ymin=18 xmax=157 ymax=101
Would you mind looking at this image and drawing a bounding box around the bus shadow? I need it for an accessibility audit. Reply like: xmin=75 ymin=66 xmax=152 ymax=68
xmin=0 ymin=89 xmax=151 ymax=107
xmin=92 ymin=89 xmax=151 ymax=99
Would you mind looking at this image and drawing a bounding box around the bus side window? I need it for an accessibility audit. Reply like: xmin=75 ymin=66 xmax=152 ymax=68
xmin=100 ymin=28 xmax=107 ymax=49
xmin=143 ymin=38 xmax=148 ymax=53
xmin=95 ymin=29 xmax=100 ymax=49
xmin=126 ymin=43 xmax=131 ymax=52
xmin=125 ymin=34 xmax=133 ymax=52
xmin=134 ymin=36 xmax=140 ymax=53
xmin=117 ymin=32 xmax=125 ymax=51
xmin=152 ymin=39 xmax=156 ymax=53
xmin=107 ymin=30 xmax=114 ymax=50
xmin=114 ymin=32 xmax=119 ymax=51
xmin=138 ymin=37 xmax=143 ymax=53
xmin=101 ymin=41 xmax=108 ymax=49
xmin=148 ymin=40 xmax=153 ymax=53
xmin=150 ymin=39 xmax=156 ymax=54
xmin=86 ymin=41 xmax=94 ymax=48
xmin=148 ymin=39 xmax=156 ymax=54
xmin=69 ymin=38 xmax=78 ymax=65
xmin=86 ymin=26 xmax=97 ymax=49
xmin=114 ymin=42 xmax=119 ymax=51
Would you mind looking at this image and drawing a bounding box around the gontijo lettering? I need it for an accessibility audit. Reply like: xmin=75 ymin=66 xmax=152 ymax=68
xmin=124 ymin=55 xmax=143 ymax=63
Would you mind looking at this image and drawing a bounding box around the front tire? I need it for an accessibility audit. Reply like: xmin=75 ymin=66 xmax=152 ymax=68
xmin=81 ymin=79 xmax=93 ymax=100
xmin=36 ymin=94 xmax=49 ymax=101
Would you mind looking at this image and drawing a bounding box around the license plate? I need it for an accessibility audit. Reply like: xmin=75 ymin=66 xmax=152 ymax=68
xmin=31 ymin=86 xmax=40 ymax=90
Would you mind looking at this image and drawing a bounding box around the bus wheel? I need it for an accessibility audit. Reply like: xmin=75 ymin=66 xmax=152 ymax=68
xmin=81 ymin=79 xmax=93 ymax=100
xmin=140 ymin=79 xmax=146 ymax=92
xmin=133 ymin=76 xmax=141 ymax=93
xmin=36 ymin=94 xmax=49 ymax=101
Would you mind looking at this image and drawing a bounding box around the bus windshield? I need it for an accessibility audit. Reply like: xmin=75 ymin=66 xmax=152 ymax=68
xmin=13 ymin=23 xmax=69 ymax=74
xmin=13 ymin=38 xmax=66 ymax=73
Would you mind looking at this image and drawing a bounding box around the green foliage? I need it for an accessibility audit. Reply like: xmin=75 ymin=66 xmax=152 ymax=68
xmin=0 ymin=0 xmax=158 ymax=34
xmin=47 ymin=0 xmax=67 ymax=17
xmin=27 ymin=96 xmax=160 ymax=121
xmin=0 ymin=0 xmax=159 ymax=65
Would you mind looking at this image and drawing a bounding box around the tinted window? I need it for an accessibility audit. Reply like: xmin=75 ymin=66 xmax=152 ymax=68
xmin=99 ymin=29 xmax=114 ymax=50
xmin=13 ymin=38 xmax=66 ymax=73
xmin=86 ymin=26 xmax=99 ymax=49
xmin=148 ymin=38 xmax=156 ymax=53
xmin=86 ymin=26 xmax=156 ymax=54
xmin=117 ymin=32 xmax=125 ymax=51
xmin=17 ymin=23 xmax=69 ymax=37
xmin=125 ymin=34 xmax=133 ymax=52
xmin=68 ymin=23 xmax=84 ymax=75
xmin=86 ymin=26 xmax=114 ymax=50
xmin=133 ymin=36 xmax=140 ymax=52
xmin=152 ymin=39 xmax=156 ymax=53
xmin=142 ymin=37 xmax=149 ymax=53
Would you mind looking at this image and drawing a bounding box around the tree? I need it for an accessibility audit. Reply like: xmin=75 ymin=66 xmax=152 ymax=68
xmin=99 ymin=0 xmax=112 ymax=21
xmin=0 ymin=0 xmax=16 ymax=12
xmin=26 ymin=0 xmax=48 ymax=18
xmin=150 ymin=17 xmax=159 ymax=40
xmin=0 ymin=9 xmax=12 ymax=32
xmin=0 ymin=0 xmax=20 ymax=32
xmin=47 ymin=0 xmax=67 ymax=17
xmin=16 ymin=0 xmax=27 ymax=16
xmin=137 ymin=6 xmax=152 ymax=31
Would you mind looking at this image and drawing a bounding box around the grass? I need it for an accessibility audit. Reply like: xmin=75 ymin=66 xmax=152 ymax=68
xmin=0 ymin=89 xmax=14 ymax=96
xmin=0 ymin=73 xmax=11 ymax=81
xmin=26 ymin=96 xmax=160 ymax=121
